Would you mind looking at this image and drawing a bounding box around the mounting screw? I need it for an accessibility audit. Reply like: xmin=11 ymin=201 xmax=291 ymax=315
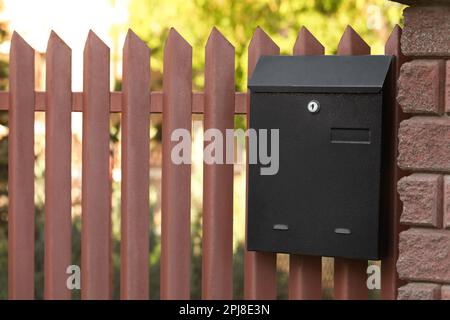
xmin=307 ymin=100 xmax=320 ymax=113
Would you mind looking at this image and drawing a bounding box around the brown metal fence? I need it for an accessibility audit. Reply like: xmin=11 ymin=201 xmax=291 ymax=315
xmin=2 ymin=25 xmax=404 ymax=300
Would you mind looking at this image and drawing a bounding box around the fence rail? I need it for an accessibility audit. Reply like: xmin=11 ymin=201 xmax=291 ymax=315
xmin=3 ymin=25 xmax=403 ymax=300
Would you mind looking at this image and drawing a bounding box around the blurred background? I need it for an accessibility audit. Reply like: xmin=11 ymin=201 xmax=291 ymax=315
xmin=0 ymin=0 xmax=405 ymax=299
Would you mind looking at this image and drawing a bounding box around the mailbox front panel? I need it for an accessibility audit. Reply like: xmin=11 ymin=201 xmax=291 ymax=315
xmin=247 ymin=92 xmax=384 ymax=260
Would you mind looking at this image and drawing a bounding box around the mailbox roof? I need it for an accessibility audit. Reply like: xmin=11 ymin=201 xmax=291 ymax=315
xmin=248 ymin=55 xmax=393 ymax=93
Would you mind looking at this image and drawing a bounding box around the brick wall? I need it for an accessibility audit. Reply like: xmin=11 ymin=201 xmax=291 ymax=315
xmin=393 ymin=0 xmax=450 ymax=300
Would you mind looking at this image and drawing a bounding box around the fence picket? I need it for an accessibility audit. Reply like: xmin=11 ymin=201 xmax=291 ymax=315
xmin=8 ymin=32 xmax=35 ymax=300
xmin=288 ymin=27 xmax=324 ymax=300
xmin=244 ymin=27 xmax=279 ymax=300
xmin=334 ymin=26 xmax=370 ymax=300
xmin=161 ymin=28 xmax=192 ymax=300
xmin=202 ymin=27 xmax=235 ymax=300
xmin=381 ymin=25 xmax=407 ymax=300
xmin=44 ymin=31 xmax=72 ymax=300
xmin=293 ymin=27 xmax=325 ymax=56
xmin=337 ymin=25 xmax=370 ymax=55
xmin=81 ymin=31 xmax=111 ymax=300
xmin=120 ymin=29 xmax=151 ymax=300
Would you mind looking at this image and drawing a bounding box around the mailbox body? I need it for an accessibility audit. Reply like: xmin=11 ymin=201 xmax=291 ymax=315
xmin=247 ymin=55 xmax=393 ymax=260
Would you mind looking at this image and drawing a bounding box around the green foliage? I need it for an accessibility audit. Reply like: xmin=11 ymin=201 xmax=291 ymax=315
xmin=129 ymin=0 xmax=404 ymax=91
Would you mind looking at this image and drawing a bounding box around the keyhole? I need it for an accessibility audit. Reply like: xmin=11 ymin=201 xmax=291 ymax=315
xmin=307 ymin=100 xmax=320 ymax=113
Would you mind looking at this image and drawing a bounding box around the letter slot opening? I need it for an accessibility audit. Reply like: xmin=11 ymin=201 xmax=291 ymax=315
xmin=330 ymin=128 xmax=371 ymax=144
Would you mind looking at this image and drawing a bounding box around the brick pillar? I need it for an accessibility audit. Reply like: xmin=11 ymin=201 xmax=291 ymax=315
xmin=391 ymin=0 xmax=450 ymax=300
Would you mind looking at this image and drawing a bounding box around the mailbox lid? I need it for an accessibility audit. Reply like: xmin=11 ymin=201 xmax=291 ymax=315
xmin=248 ymin=55 xmax=393 ymax=94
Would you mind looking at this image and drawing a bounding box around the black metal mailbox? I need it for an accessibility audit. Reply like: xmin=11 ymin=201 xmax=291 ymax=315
xmin=247 ymin=55 xmax=393 ymax=260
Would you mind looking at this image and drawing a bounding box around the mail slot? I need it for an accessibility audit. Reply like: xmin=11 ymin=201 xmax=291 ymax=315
xmin=247 ymin=55 xmax=393 ymax=260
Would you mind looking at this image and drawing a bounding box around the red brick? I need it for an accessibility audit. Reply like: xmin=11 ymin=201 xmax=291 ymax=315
xmin=398 ymin=283 xmax=441 ymax=300
xmin=444 ymin=176 xmax=450 ymax=229
xmin=397 ymin=228 xmax=450 ymax=283
xmin=401 ymin=6 xmax=450 ymax=57
xmin=397 ymin=60 xmax=444 ymax=114
xmin=446 ymin=60 xmax=450 ymax=113
xmin=398 ymin=117 xmax=450 ymax=172
xmin=398 ymin=174 xmax=442 ymax=227
xmin=442 ymin=285 xmax=450 ymax=300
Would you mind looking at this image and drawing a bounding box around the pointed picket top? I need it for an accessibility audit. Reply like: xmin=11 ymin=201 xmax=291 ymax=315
xmin=46 ymin=30 xmax=71 ymax=92
xmin=204 ymin=25 xmax=235 ymax=103
xmin=249 ymin=26 xmax=279 ymax=55
xmin=293 ymin=27 xmax=324 ymax=56
xmin=248 ymin=26 xmax=279 ymax=77
xmin=11 ymin=31 xmax=34 ymax=56
xmin=84 ymin=30 xmax=110 ymax=57
xmin=122 ymin=28 xmax=150 ymax=111
xmin=165 ymin=27 xmax=192 ymax=56
xmin=206 ymin=27 xmax=234 ymax=51
xmin=123 ymin=29 xmax=150 ymax=85
xmin=385 ymin=25 xmax=402 ymax=56
xmin=47 ymin=31 xmax=71 ymax=59
xmin=385 ymin=25 xmax=405 ymax=76
xmin=124 ymin=28 xmax=150 ymax=58
xmin=206 ymin=27 xmax=234 ymax=69
xmin=337 ymin=25 xmax=370 ymax=55
xmin=10 ymin=31 xmax=35 ymax=89
xmin=47 ymin=31 xmax=70 ymax=50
